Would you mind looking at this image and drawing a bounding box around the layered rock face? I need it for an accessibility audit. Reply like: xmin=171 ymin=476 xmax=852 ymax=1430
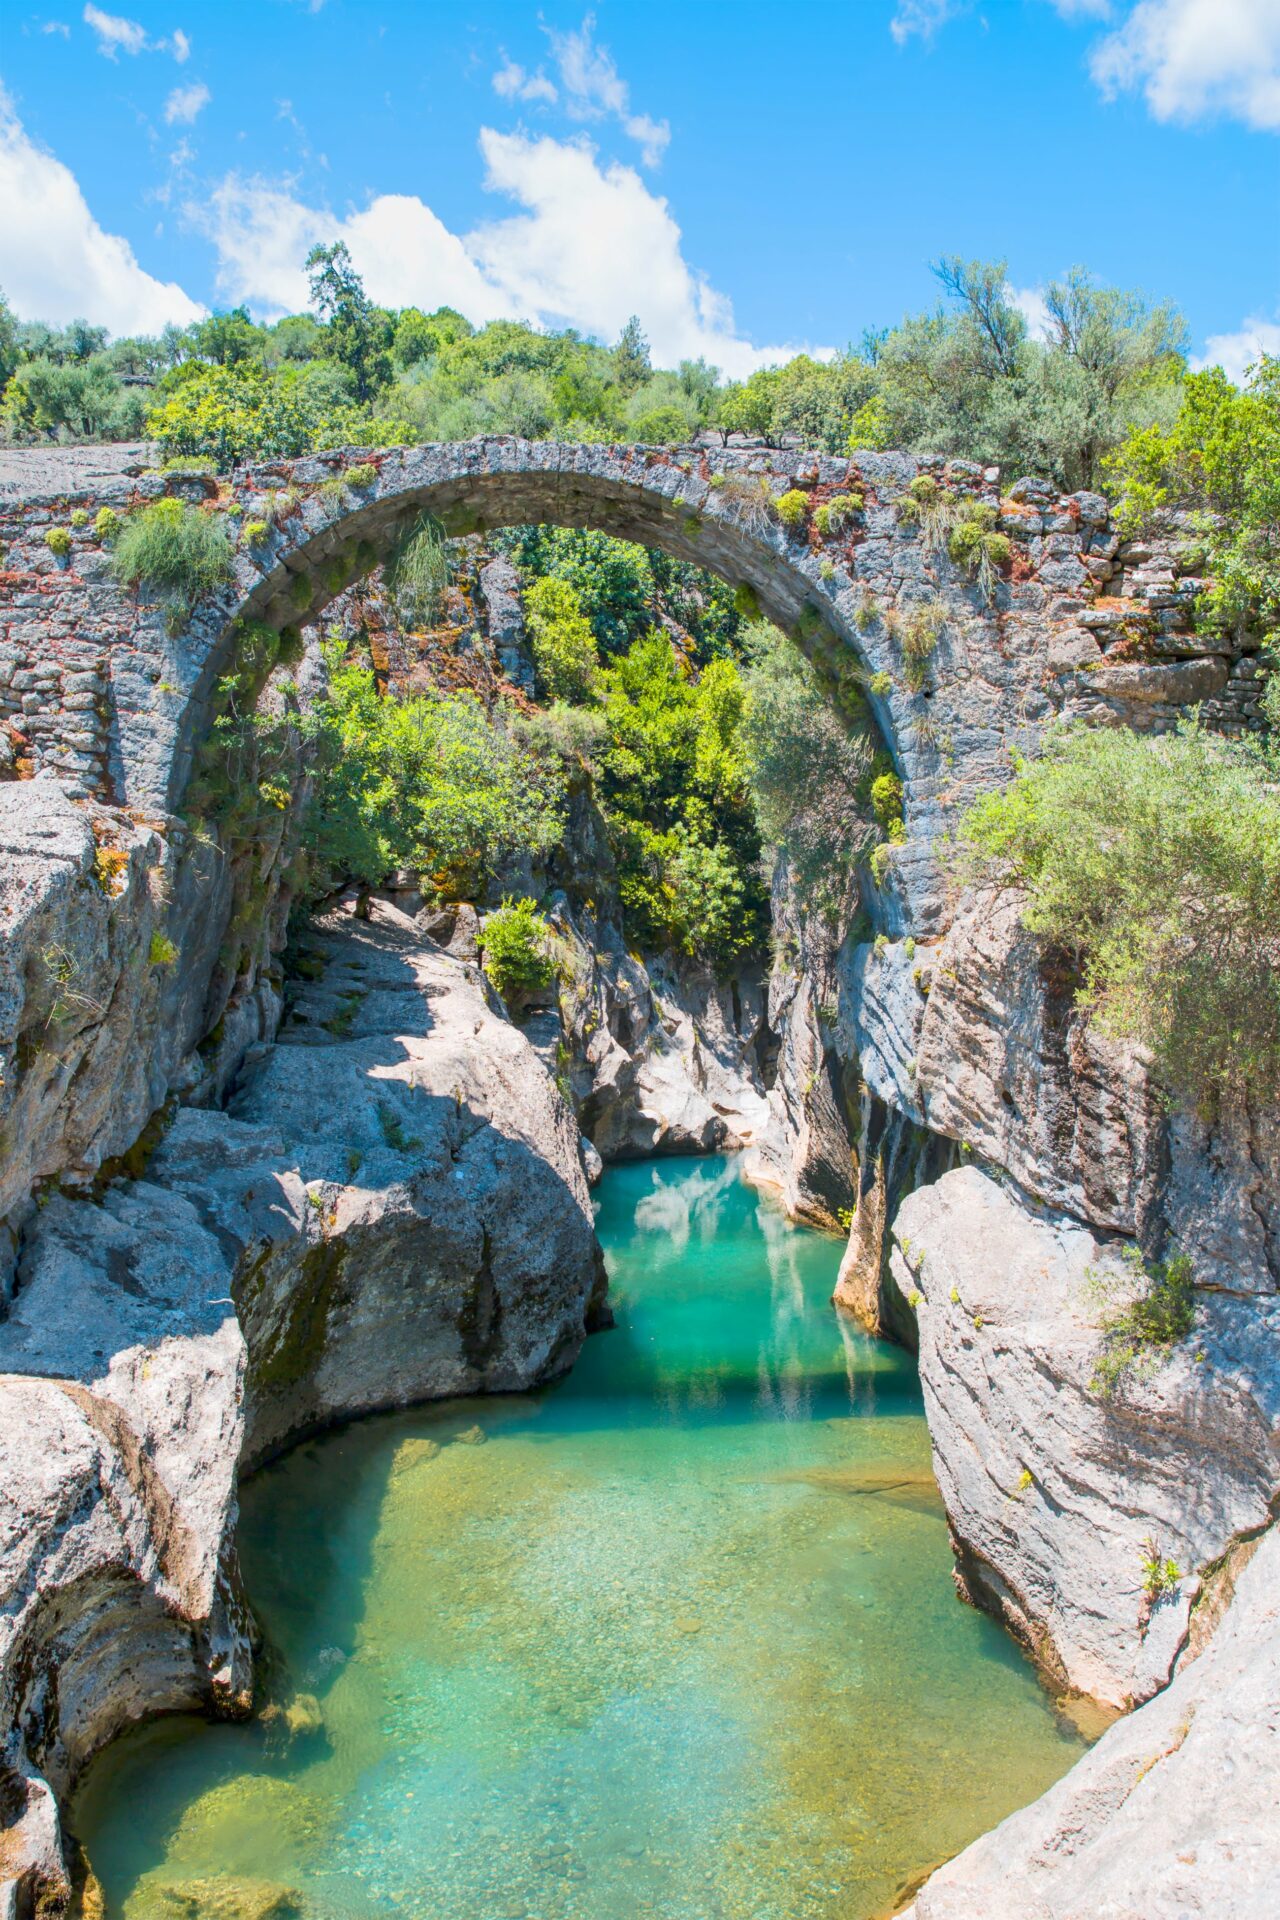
xmin=0 ymin=901 xmax=602 ymax=1909
xmin=891 ymin=1167 xmax=1280 ymax=1707
xmin=548 ymin=898 xmax=773 ymax=1163
xmin=899 ymin=1522 xmax=1280 ymax=1920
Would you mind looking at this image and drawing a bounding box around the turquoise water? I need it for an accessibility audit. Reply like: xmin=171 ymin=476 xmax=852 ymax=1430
xmin=74 ymin=1156 xmax=1087 ymax=1919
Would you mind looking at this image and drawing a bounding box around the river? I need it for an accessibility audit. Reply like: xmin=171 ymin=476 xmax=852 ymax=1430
xmin=73 ymin=1155 xmax=1087 ymax=1918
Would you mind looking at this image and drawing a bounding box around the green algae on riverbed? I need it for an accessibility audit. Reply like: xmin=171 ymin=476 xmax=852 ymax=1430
xmin=73 ymin=1156 xmax=1088 ymax=1919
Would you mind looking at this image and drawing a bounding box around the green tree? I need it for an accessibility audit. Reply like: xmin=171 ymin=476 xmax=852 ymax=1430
xmin=524 ymin=576 xmax=601 ymax=704
xmin=614 ymin=315 xmax=651 ymax=391
xmin=306 ymin=241 xmax=390 ymax=402
xmin=303 ymin=641 xmax=565 ymax=894
xmin=958 ymin=720 xmax=1280 ymax=1106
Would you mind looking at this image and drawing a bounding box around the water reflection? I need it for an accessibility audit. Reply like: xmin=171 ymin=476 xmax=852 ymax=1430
xmin=73 ymin=1156 xmax=1087 ymax=1920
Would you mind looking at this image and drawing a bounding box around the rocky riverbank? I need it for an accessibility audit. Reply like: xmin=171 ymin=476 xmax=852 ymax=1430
xmin=0 ymin=897 xmax=603 ymax=1912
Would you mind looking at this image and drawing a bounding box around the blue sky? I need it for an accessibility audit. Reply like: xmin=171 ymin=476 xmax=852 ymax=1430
xmin=1 ymin=0 xmax=1277 ymax=376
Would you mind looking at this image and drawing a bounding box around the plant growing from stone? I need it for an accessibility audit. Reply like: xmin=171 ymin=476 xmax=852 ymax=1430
xmin=814 ymin=492 xmax=863 ymax=536
xmin=109 ymin=498 xmax=234 ymax=632
xmin=1086 ymin=1244 xmax=1196 ymax=1397
xmin=774 ymin=489 xmax=810 ymax=531
xmin=1139 ymin=1538 xmax=1182 ymax=1600
xmin=386 ymin=510 xmax=450 ymax=628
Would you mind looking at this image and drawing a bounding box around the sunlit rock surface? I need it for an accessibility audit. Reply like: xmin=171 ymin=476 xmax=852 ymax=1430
xmin=892 ymin=1165 xmax=1280 ymax=1707
xmin=900 ymin=1520 xmax=1280 ymax=1920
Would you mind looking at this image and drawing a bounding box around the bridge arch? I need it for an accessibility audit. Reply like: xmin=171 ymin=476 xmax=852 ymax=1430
xmin=78 ymin=435 xmax=1204 ymax=937
xmin=143 ymin=439 xmax=940 ymax=921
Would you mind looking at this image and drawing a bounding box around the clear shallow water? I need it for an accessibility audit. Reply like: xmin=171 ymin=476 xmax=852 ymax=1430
xmin=75 ymin=1156 xmax=1087 ymax=1920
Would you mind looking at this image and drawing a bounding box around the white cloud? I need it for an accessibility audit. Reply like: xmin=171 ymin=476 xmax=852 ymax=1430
xmin=82 ymin=6 xmax=192 ymax=63
xmin=543 ymin=14 xmax=670 ymax=164
xmin=0 ymin=84 xmax=203 ymax=333
xmin=164 ymin=79 xmax=209 ymax=124
xmin=1046 ymin=0 xmax=1280 ymax=128
xmin=42 ymin=20 xmax=72 ymax=37
xmin=1192 ymin=313 xmax=1280 ymax=381
xmin=1007 ymin=282 xmax=1055 ymax=339
xmin=890 ymin=1 xmax=968 ymax=42
xmin=198 ymin=129 xmax=820 ymax=377
xmin=492 ymin=57 xmax=558 ymax=105
xmin=83 ymin=4 xmax=147 ymax=57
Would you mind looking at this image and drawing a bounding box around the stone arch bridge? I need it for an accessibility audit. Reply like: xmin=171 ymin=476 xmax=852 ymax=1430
xmin=0 ymin=436 xmax=1254 ymax=935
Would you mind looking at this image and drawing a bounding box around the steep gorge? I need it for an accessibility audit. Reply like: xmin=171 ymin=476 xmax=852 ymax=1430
xmin=1 ymin=439 xmax=1277 ymax=1916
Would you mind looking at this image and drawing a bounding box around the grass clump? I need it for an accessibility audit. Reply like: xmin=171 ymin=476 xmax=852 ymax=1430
xmin=814 ymin=492 xmax=864 ymax=536
xmin=898 ymin=599 xmax=946 ymax=690
xmin=243 ymin=519 xmax=270 ymax=547
xmin=45 ymin=526 xmax=71 ymax=557
xmin=148 ymin=931 xmax=180 ymax=967
xmin=1088 ymin=1244 xmax=1195 ymax=1397
xmin=110 ymin=497 xmax=234 ymax=630
xmin=386 ymin=511 xmax=450 ymax=628
xmin=70 ymin=508 xmax=89 ymax=528
xmin=94 ymin=506 xmax=121 ymax=542
xmin=479 ymin=896 xmax=555 ymax=1003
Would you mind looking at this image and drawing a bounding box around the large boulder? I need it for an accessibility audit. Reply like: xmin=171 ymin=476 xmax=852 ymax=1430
xmin=899 ymin=1520 xmax=1280 ymax=1919
xmin=891 ymin=1166 xmax=1280 ymax=1707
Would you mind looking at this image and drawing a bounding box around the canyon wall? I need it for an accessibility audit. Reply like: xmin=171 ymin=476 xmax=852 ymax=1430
xmin=0 ymin=439 xmax=1275 ymax=1915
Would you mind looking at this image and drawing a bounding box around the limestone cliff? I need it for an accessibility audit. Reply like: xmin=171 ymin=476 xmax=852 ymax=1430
xmin=0 ymin=900 xmax=602 ymax=1911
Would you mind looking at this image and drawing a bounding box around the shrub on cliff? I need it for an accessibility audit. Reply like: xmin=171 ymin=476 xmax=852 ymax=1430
xmin=109 ymin=498 xmax=234 ymax=627
xmin=958 ymin=720 xmax=1280 ymax=1106
xmin=479 ymin=897 xmax=555 ymax=1003
xmin=1105 ymin=355 xmax=1280 ymax=630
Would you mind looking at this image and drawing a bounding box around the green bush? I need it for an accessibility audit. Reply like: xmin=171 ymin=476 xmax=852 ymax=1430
xmin=302 ymin=641 xmax=565 ymax=895
xmin=44 ymin=526 xmax=71 ymax=557
xmin=870 ymin=770 xmax=904 ymax=830
xmin=70 ymin=507 xmax=88 ymax=528
xmin=479 ymin=896 xmax=555 ymax=1002
xmin=1089 ymin=1245 xmax=1196 ymax=1397
xmin=344 ymin=462 xmax=377 ymax=489
xmin=94 ymin=506 xmax=121 ymax=543
xmin=958 ymin=720 xmax=1280 ymax=1104
xmin=774 ymin=488 xmax=810 ymax=530
xmin=524 ymin=576 xmax=600 ymax=704
xmin=814 ymin=492 xmax=864 ymax=536
xmin=1106 ymin=356 xmax=1280 ymax=629
xmin=148 ymin=931 xmax=180 ymax=967
xmin=243 ymin=520 xmax=270 ymax=547
xmin=110 ymin=497 xmax=234 ymax=627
